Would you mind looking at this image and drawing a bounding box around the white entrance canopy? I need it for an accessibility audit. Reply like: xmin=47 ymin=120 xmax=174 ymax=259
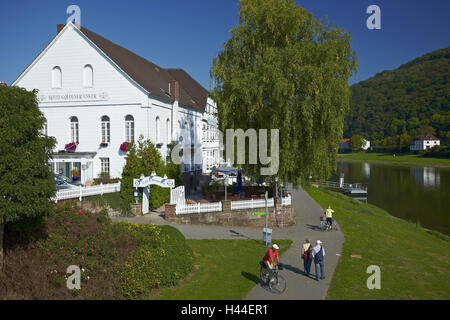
xmin=50 ymin=151 xmax=96 ymax=185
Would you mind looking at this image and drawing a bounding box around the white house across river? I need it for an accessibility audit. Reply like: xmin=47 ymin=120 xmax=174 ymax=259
xmin=12 ymin=22 xmax=221 ymax=190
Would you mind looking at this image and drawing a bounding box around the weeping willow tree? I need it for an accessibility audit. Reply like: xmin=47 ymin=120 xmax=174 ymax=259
xmin=210 ymin=0 xmax=357 ymax=185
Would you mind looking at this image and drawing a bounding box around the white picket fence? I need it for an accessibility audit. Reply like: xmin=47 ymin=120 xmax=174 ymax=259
xmin=230 ymin=198 xmax=274 ymax=210
xmin=52 ymin=182 xmax=121 ymax=202
xmin=282 ymin=194 xmax=292 ymax=206
xmin=175 ymin=195 xmax=291 ymax=215
xmin=176 ymin=201 xmax=222 ymax=215
xmin=171 ymin=185 xmax=185 ymax=204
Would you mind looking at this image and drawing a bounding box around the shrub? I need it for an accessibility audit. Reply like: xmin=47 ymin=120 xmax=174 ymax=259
xmin=117 ymin=224 xmax=193 ymax=299
xmin=1 ymin=203 xmax=193 ymax=299
xmin=157 ymin=225 xmax=194 ymax=287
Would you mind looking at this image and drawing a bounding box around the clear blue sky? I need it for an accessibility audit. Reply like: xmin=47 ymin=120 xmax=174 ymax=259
xmin=1 ymin=0 xmax=449 ymax=89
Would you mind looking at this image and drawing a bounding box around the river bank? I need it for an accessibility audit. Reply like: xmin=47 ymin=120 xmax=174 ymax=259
xmin=305 ymin=185 xmax=450 ymax=299
xmin=338 ymin=152 xmax=450 ymax=167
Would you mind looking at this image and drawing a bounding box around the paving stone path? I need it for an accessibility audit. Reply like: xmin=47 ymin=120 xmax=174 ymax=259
xmin=113 ymin=186 xmax=344 ymax=300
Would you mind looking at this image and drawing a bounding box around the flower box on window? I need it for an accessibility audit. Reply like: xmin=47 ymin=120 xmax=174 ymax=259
xmin=100 ymin=142 xmax=108 ymax=147
xmin=120 ymin=141 xmax=131 ymax=152
xmin=65 ymin=142 xmax=78 ymax=152
xmin=156 ymin=143 xmax=163 ymax=148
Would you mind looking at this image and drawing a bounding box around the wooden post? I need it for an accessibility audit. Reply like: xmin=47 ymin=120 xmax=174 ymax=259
xmin=142 ymin=186 xmax=149 ymax=214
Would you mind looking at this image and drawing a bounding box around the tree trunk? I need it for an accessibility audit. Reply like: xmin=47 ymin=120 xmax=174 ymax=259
xmin=0 ymin=223 xmax=4 ymax=271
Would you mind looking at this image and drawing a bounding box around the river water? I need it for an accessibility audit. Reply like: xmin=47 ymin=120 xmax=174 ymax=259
xmin=333 ymin=161 xmax=450 ymax=235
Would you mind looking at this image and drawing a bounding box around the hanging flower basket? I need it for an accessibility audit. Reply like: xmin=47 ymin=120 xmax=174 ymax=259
xmin=65 ymin=142 xmax=78 ymax=152
xmin=120 ymin=141 xmax=131 ymax=152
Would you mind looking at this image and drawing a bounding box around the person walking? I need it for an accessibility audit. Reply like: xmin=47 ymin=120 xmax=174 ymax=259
xmin=301 ymin=238 xmax=312 ymax=276
xmin=311 ymin=240 xmax=325 ymax=281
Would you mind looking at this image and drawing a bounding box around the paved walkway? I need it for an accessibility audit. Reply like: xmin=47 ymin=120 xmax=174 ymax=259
xmin=112 ymin=185 xmax=344 ymax=300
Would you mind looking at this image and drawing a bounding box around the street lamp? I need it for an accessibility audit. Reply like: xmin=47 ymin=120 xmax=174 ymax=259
xmin=274 ymin=177 xmax=279 ymax=216
xmin=133 ymin=188 xmax=139 ymax=204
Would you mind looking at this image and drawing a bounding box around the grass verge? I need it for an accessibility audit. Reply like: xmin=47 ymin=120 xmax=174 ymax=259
xmin=155 ymin=239 xmax=293 ymax=300
xmin=337 ymin=152 xmax=450 ymax=167
xmin=305 ymin=185 xmax=450 ymax=300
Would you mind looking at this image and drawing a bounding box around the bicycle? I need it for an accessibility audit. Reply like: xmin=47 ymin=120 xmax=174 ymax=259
xmin=259 ymin=262 xmax=287 ymax=294
xmin=320 ymin=216 xmax=338 ymax=231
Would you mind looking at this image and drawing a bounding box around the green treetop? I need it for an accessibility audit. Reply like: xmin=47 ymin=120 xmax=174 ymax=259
xmin=210 ymin=0 xmax=357 ymax=185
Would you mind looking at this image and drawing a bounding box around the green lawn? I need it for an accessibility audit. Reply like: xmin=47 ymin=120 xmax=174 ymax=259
xmin=305 ymin=185 xmax=450 ymax=300
xmin=338 ymin=152 xmax=450 ymax=167
xmin=154 ymin=239 xmax=292 ymax=300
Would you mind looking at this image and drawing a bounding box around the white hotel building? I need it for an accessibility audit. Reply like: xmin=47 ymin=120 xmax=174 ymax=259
xmin=12 ymin=22 xmax=221 ymax=189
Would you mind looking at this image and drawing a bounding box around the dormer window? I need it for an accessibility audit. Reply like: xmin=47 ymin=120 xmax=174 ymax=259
xmin=52 ymin=66 xmax=62 ymax=88
xmin=83 ymin=64 xmax=93 ymax=87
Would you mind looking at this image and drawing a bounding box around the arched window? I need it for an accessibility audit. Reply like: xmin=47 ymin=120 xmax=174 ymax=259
xmin=52 ymin=66 xmax=62 ymax=88
xmin=101 ymin=116 xmax=110 ymax=143
xmin=125 ymin=115 xmax=134 ymax=142
xmin=156 ymin=116 xmax=160 ymax=143
xmin=83 ymin=64 xmax=93 ymax=87
xmin=166 ymin=118 xmax=171 ymax=143
xmin=70 ymin=116 xmax=79 ymax=143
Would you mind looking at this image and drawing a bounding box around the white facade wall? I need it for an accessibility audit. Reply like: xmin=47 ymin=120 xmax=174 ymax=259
xmin=201 ymin=97 xmax=221 ymax=174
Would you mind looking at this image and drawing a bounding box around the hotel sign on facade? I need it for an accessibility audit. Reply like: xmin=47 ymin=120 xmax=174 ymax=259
xmin=37 ymin=91 xmax=109 ymax=103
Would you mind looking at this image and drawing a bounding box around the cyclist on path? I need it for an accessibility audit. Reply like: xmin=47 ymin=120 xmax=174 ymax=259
xmin=325 ymin=205 xmax=335 ymax=227
xmin=262 ymin=244 xmax=280 ymax=283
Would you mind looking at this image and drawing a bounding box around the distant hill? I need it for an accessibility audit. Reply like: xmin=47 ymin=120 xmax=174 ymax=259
xmin=344 ymin=47 xmax=450 ymax=144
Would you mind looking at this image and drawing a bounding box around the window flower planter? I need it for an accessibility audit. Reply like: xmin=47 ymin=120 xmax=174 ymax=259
xmin=100 ymin=142 xmax=108 ymax=147
xmin=120 ymin=141 xmax=131 ymax=152
xmin=65 ymin=142 xmax=78 ymax=152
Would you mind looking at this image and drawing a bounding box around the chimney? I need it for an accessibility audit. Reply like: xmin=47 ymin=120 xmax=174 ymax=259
xmin=57 ymin=24 xmax=65 ymax=34
xmin=169 ymin=81 xmax=179 ymax=102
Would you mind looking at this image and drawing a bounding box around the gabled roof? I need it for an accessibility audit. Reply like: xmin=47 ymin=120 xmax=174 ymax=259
xmin=73 ymin=25 xmax=207 ymax=111
xmin=14 ymin=22 xmax=207 ymax=111
xmin=412 ymin=134 xmax=440 ymax=141
xmin=167 ymin=69 xmax=209 ymax=111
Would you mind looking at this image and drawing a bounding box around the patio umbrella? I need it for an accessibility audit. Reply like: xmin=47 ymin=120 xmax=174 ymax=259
xmin=236 ymin=170 xmax=243 ymax=196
